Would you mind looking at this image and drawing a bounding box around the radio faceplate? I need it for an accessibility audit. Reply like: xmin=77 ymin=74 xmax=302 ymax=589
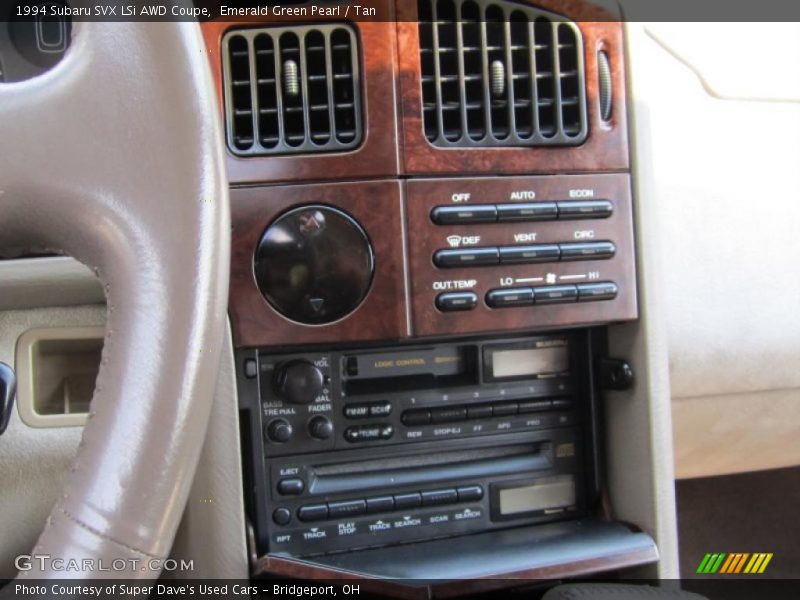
xmin=238 ymin=332 xmax=603 ymax=557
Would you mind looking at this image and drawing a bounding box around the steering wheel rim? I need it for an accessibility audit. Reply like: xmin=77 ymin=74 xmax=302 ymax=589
xmin=0 ymin=21 xmax=229 ymax=578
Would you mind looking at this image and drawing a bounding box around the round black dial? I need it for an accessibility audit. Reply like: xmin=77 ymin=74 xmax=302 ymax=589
xmin=265 ymin=419 xmax=293 ymax=444
xmin=254 ymin=205 xmax=374 ymax=325
xmin=308 ymin=416 xmax=334 ymax=440
xmin=274 ymin=360 xmax=324 ymax=405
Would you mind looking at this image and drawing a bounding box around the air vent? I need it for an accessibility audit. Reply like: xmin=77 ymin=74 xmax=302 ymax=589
xmin=222 ymin=25 xmax=362 ymax=156
xmin=418 ymin=0 xmax=587 ymax=148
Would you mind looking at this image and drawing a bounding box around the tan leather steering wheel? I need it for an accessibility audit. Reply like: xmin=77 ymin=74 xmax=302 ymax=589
xmin=0 ymin=22 xmax=229 ymax=578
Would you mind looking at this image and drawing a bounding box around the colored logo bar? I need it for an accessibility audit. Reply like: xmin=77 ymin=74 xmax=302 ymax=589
xmin=696 ymin=553 xmax=773 ymax=574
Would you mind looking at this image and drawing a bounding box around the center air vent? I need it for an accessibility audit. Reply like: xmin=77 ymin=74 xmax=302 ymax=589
xmin=418 ymin=0 xmax=587 ymax=148
xmin=222 ymin=25 xmax=362 ymax=156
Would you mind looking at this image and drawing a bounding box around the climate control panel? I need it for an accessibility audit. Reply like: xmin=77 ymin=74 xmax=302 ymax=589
xmin=406 ymin=173 xmax=637 ymax=337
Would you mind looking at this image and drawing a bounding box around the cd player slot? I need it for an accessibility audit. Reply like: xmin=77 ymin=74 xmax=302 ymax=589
xmin=309 ymin=443 xmax=551 ymax=496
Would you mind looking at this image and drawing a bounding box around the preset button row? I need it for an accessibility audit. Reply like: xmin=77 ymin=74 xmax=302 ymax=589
xmin=402 ymin=398 xmax=571 ymax=426
xmin=296 ymin=485 xmax=484 ymax=523
xmin=431 ymin=200 xmax=613 ymax=225
xmin=434 ymin=241 xmax=616 ymax=268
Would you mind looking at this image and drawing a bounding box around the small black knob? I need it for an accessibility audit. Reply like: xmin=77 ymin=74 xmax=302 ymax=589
xmin=273 ymin=507 xmax=292 ymax=526
xmin=308 ymin=416 xmax=334 ymax=440
xmin=266 ymin=419 xmax=293 ymax=444
xmin=274 ymin=360 xmax=325 ymax=405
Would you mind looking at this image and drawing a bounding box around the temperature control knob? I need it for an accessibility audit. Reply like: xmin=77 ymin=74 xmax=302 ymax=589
xmin=308 ymin=416 xmax=334 ymax=440
xmin=274 ymin=360 xmax=325 ymax=405
xmin=265 ymin=419 xmax=293 ymax=444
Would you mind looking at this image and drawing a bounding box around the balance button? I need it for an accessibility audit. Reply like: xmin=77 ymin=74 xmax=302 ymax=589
xmin=272 ymin=507 xmax=292 ymax=526
xmin=533 ymin=285 xmax=578 ymax=304
xmin=298 ymin=504 xmax=328 ymax=522
xmin=557 ymin=200 xmax=613 ymax=219
xmin=499 ymin=245 xmax=560 ymax=264
xmin=559 ymin=241 xmax=616 ymax=261
xmin=577 ymin=282 xmax=618 ymax=302
xmin=328 ymin=499 xmax=367 ymax=519
xmin=486 ymin=288 xmax=534 ymax=308
xmin=431 ymin=205 xmax=497 ymax=225
xmin=277 ymin=478 xmax=305 ymax=496
xmin=394 ymin=492 xmax=422 ymax=509
xmin=366 ymin=496 xmax=395 ymax=514
xmin=344 ymin=404 xmax=370 ymax=419
xmin=433 ymin=248 xmax=499 ymax=268
xmin=518 ymin=399 xmax=552 ymax=413
xmin=456 ymin=485 xmax=484 ymax=502
xmin=492 ymin=402 xmax=518 ymax=417
xmin=466 ymin=404 xmax=493 ymax=419
xmin=496 ymin=202 xmax=558 ymax=221
xmin=421 ymin=488 xmax=458 ymax=506
xmin=402 ymin=409 xmax=431 ymax=426
xmin=436 ymin=292 xmax=478 ymax=312
xmin=369 ymin=402 xmax=393 ymax=417
xmin=431 ymin=406 xmax=467 ymax=423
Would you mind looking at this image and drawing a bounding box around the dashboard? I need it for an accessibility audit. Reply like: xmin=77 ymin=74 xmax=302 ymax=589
xmin=197 ymin=0 xmax=658 ymax=590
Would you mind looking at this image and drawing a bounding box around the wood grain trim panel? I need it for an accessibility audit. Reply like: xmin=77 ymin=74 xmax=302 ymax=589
xmin=201 ymin=3 xmax=400 ymax=184
xmin=396 ymin=3 xmax=629 ymax=175
xmin=229 ymin=181 xmax=408 ymax=348
xmin=406 ymin=174 xmax=637 ymax=338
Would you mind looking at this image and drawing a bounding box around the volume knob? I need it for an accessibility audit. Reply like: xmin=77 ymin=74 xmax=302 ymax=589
xmin=274 ymin=360 xmax=325 ymax=405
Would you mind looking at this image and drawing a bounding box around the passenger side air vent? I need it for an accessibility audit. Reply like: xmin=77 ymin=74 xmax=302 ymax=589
xmin=222 ymin=25 xmax=362 ymax=156
xmin=418 ymin=0 xmax=587 ymax=147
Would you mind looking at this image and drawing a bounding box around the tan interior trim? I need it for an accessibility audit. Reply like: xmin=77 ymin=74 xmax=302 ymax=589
xmin=15 ymin=327 xmax=104 ymax=428
xmin=673 ymin=388 xmax=800 ymax=479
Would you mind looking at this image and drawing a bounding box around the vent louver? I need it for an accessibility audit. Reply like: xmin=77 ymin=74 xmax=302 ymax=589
xmin=223 ymin=25 xmax=362 ymax=156
xmin=418 ymin=0 xmax=587 ymax=148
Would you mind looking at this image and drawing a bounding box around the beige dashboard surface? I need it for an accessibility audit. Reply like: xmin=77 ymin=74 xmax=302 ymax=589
xmin=628 ymin=23 xmax=800 ymax=479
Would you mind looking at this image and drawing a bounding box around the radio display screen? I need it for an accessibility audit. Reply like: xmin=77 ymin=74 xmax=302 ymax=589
xmin=490 ymin=344 xmax=568 ymax=379
xmin=498 ymin=475 xmax=576 ymax=515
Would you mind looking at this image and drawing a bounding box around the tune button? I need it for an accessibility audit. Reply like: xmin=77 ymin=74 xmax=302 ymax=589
xmin=344 ymin=424 xmax=394 ymax=443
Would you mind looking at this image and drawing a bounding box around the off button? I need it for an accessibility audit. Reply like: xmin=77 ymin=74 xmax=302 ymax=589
xmin=436 ymin=292 xmax=478 ymax=312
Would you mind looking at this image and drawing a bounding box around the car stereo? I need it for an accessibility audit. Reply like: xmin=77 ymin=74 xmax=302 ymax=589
xmin=237 ymin=332 xmax=603 ymax=557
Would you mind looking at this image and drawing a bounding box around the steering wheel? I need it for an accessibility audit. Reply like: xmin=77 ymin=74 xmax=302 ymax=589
xmin=0 ymin=22 xmax=229 ymax=578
